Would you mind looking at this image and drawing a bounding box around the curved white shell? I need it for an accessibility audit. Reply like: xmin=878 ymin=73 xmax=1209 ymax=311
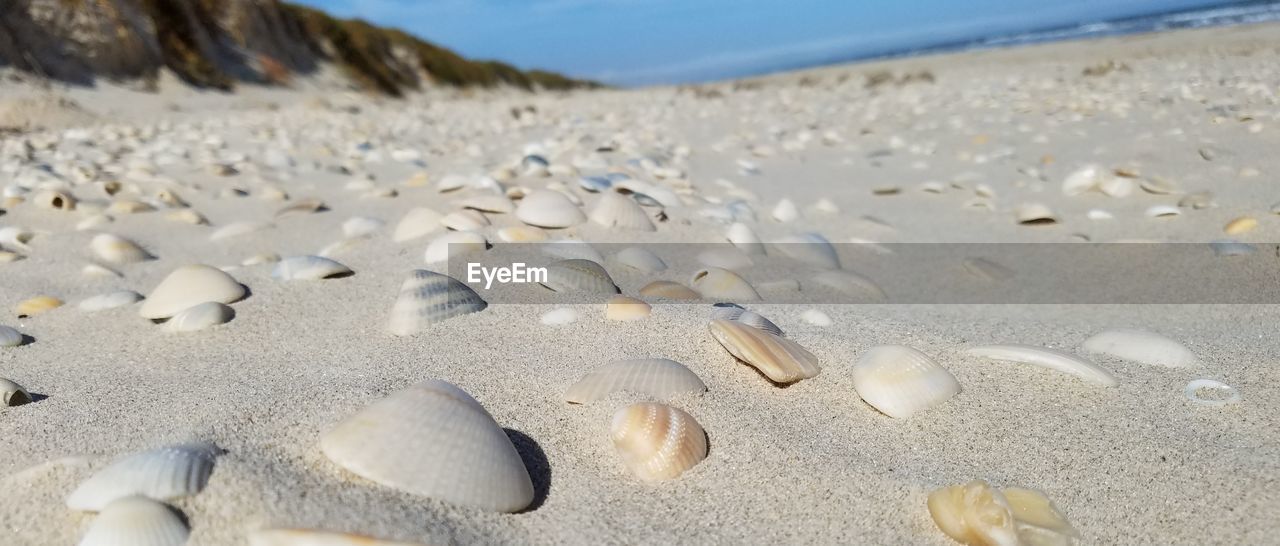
xmin=387 ymin=270 xmax=487 ymax=336
xmin=708 ymin=319 xmax=819 ymax=383
xmin=139 ymin=265 xmax=245 ymax=320
xmin=83 ymin=263 xmax=123 ymax=278
xmin=725 ymin=222 xmax=765 ymax=255
xmin=209 ymin=221 xmax=273 ymax=242
xmin=0 ymin=226 xmax=35 ymax=252
xmin=589 ymin=192 xmax=655 ymax=231
xmin=496 ymin=226 xmax=548 ymax=243
xmin=90 ymin=234 xmax=155 ymax=264
xmin=690 ymin=268 xmax=759 ymax=301
xmin=163 ymin=302 xmax=234 ymax=333
xmin=515 ymin=190 xmax=585 ymax=228
xmin=1014 ymin=203 xmax=1058 ymax=225
xmin=459 ymin=195 xmax=514 ymax=214
xmin=393 ymin=207 xmax=443 ymax=242
xmin=320 ymin=380 xmax=534 ymax=513
xmin=248 ymin=529 xmax=424 ymax=546
xmin=771 ymin=198 xmax=799 ymax=222
xmin=1081 ymin=328 xmax=1197 ymax=367
xmin=610 ymin=403 xmax=708 ymax=481
xmin=772 ymin=232 xmax=840 ymax=269
xmin=77 ymin=496 xmax=189 ymax=546
xmin=697 ymin=247 xmax=753 ymax=271
xmin=800 ymin=309 xmax=832 ymax=327
xmin=605 ymin=295 xmax=651 ymax=321
xmin=440 ymin=209 xmax=490 ymax=231
xmin=77 ymin=215 xmax=114 ymax=231
xmin=851 ymin=345 xmax=960 ymax=418
xmin=341 ymin=216 xmax=384 ymax=239
xmin=1062 ymin=164 xmax=1104 ymax=195
xmin=540 ymin=307 xmax=578 ymax=325
xmin=541 ymin=259 xmax=619 ymax=294
xmin=80 ymin=291 xmax=144 ymax=312
xmin=811 ymin=269 xmax=885 ymax=300
xmin=566 ymin=358 xmax=706 ymax=404
xmin=638 ymin=281 xmax=700 ymax=300
xmin=966 ymin=344 xmax=1118 ymax=386
xmin=615 ymin=247 xmax=667 ymax=273
xmin=0 ymin=325 xmax=23 ymax=347
xmin=1145 ymin=205 xmax=1182 ymax=218
xmin=67 ymin=442 xmax=223 ymax=511
xmin=272 ymin=256 xmax=353 ymax=281
xmin=1184 ymin=379 xmax=1240 ymax=407
xmin=1 ymin=377 xmax=31 ymax=406
xmin=424 ymin=231 xmax=487 ymax=264
xmin=710 ymin=303 xmax=783 ymax=336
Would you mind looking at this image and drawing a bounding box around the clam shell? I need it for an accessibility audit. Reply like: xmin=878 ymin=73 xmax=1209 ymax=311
xmin=578 ymin=176 xmax=612 ymax=193
xmin=139 ymin=265 xmax=246 ymax=319
xmin=1145 ymin=205 xmax=1181 ymax=218
xmin=341 ymin=216 xmax=384 ymax=238
xmin=811 ymin=269 xmax=885 ymax=300
xmin=589 ymin=192 xmax=655 ymax=231
xmin=565 ymin=359 xmax=706 ymax=404
xmin=77 ymin=496 xmax=189 ymax=546
xmin=540 ymin=307 xmax=578 ymax=325
xmin=515 ymin=190 xmax=585 ymax=228
xmin=91 ymin=234 xmax=155 ymax=264
xmin=163 ymin=302 xmax=234 ymax=333
xmin=610 ymin=403 xmax=708 ymax=481
xmin=496 ymin=226 xmax=548 ymax=243
xmin=80 ymin=291 xmax=144 ymax=312
xmin=929 ymin=481 xmax=1077 ymax=546
xmin=1081 ymin=328 xmax=1197 ymax=367
xmin=710 ymin=303 xmax=783 ymax=336
xmin=424 ymin=231 xmax=487 ymax=264
xmin=392 ymin=207 xmax=443 ymax=242
xmin=209 ymin=221 xmax=272 ymax=242
xmin=638 ymin=281 xmax=700 ymax=300
xmin=707 ymin=319 xmax=819 ymax=383
xmin=459 ymin=195 xmax=514 ymax=214
xmin=1014 ymin=203 xmax=1058 ymax=225
xmin=966 ymin=344 xmax=1117 ymax=386
xmin=387 ymin=270 xmax=487 ymax=336
xmin=67 ymin=442 xmax=223 ymax=511
xmin=1 ymin=325 xmax=23 ymax=347
xmin=440 ymin=209 xmax=490 ymax=231
xmin=272 ymin=256 xmax=353 ymax=281
xmin=541 ymin=259 xmax=619 ymax=294
xmin=725 ymin=222 xmax=765 ymax=255
xmin=1 ymin=377 xmax=32 ymax=405
xmin=16 ymin=295 xmax=63 ymax=317
xmin=605 ymin=295 xmax=651 ymax=321
xmin=771 ymin=198 xmax=799 ymax=222
xmin=772 ymin=232 xmax=840 ymax=269
xmin=690 ymin=268 xmax=759 ymax=301
xmin=615 ymin=247 xmax=667 ymax=273
xmin=248 ymin=529 xmax=424 ymax=546
xmin=851 ymin=345 xmax=960 ymax=418
xmin=320 ymin=380 xmax=534 ymax=512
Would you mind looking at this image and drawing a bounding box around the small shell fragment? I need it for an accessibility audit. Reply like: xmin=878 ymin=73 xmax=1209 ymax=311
xmin=708 ymin=319 xmax=819 ymax=383
xmin=1081 ymin=328 xmax=1197 ymax=367
xmin=1014 ymin=203 xmax=1058 ymax=225
xmin=540 ymin=307 xmax=578 ymax=325
xmin=272 ymin=256 xmax=353 ymax=281
xmin=67 ymin=442 xmax=223 ymax=511
xmin=163 ymin=302 xmax=234 ymax=333
xmin=605 ymin=296 xmax=651 ymax=321
xmin=342 ymin=216 xmax=384 ymax=238
xmin=966 ymin=344 xmax=1117 ymax=386
xmin=851 ymin=345 xmax=960 ymax=418
xmin=1145 ymin=205 xmax=1181 ymax=218
xmin=210 ymin=221 xmax=272 ymax=242
xmin=90 ymin=234 xmax=155 ymax=264
xmin=610 ymin=403 xmax=708 ymax=481
xmin=800 ymin=309 xmax=832 ymax=327
xmin=565 ymin=358 xmax=706 ymax=404
xmin=16 ymin=296 xmax=63 ymax=318
xmin=771 ymin=198 xmax=799 ymax=222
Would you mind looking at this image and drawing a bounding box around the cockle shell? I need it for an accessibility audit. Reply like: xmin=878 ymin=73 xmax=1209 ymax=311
xmin=248 ymin=529 xmax=424 ymax=546
xmin=725 ymin=222 xmax=765 ymax=255
xmin=1014 ymin=203 xmax=1058 ymax=225
xmin=424 ymin=231 xmax=487 ymax=264
xmin=541 ymin=259 xmax=619 ymax=294
xmin=80 ymin=291 xmax=144 ymax=312
xmin=16 ymin=296 xmax=63 ymax=317
xmin=272 ymin=256 xmax=353 ymax=281
xmin=638 ymin=281 xmax=700 ymax=300
xmin=615 ymin=247 xmax=667 ymax=273
xmin=811 ymin=270 xmax=886 ymax=300
xmin=515 ymin=189 xmax=585 ymax=228
xmin=589 ymin=192 xmax=655 ymax=231
xmin=605 ymin=295 xmax=651 ymax=321
xmin=209 ymin=221 xmax=272 ymax=242
xmin=163 ymin=302 xmax=234 ymax=333
xmin=496 ymin=226 xmax=548 ymax=242
xmin=690 ymin=268 xmax=759 ymax=301
xmin=565 ymin=359 xmax=706 ymax=404
xmin=320 ymin=380 xmax=534 ymax=513
xmin=772 ymin=232 xmax=840 ymax=269
xmin=342 ymin=217 xmax=384 ymax=238
xmin=440 ymin=209 xmax=490 ymax=231
xmin=966 ymin=344 xmax=1118 ymax=386
xmin=851 ymin=345 xmax=960 ymax=418
xmin=2 ymin=377 xmax=31 ymax=405
xmin=928 ymin=480 xmax=1077 ymax=546
xmin=708 ymin=319 xmax=819 ymax=383
xmin=1 ymin=325 xmax=24 ymax=347
xmin=610 ymin=403 xmax=708 ymax=481
xmin=388 ymin=270 xmax=487 ymax=336
xmin=67 ymin=442 xmax=223 ymax=511
xmin=90 ymin=234 xmax=155 ymax=264
xmin=1081 ymin=328 xmax=1197 ymax=367
xmin=710 ymin=303 xmax=783 ymax=336
xmin=139 ymin=265 xmax=246 ymax=319
xmin=77 ymin=496 xmax=189 ymax=546
xmin=393 ymin=207 xmax=443 ymax=242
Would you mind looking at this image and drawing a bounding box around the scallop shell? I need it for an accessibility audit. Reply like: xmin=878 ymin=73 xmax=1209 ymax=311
xmin=851 ymin=345 xmax=960 ymax=418
xmin=209 ymin=221 xmax=272 ymax=242
xmin=615 ymin=247 xmax=667 ymax=273
xmin=605 ymin=295 xmax=651 ymax=321
xmin=139 ymin=265 xmax=246 ymax=319
xmin=77 ymin=496 xmax=189 ymax=546
xmin=162 ymin=302 xmax=234 ymax=333
xmin=589 ymin=192 xmax=655 ymax=231
xmin=16 ymin=295 xmax=63 ymax=317
xmin=690 ymin=268 xmax=759 ymax=301
xmin=320 ymin=380 xmax=534 ymax=512
xmin=80 ymin=291 xmax=144 ymax=312
xmin=811 ymin=270 xmax=886 ymax=300
xmin=496 ymin=226 xmax=548 ymax=243
xmin=966 ymin=344 xmax=1117 ymax=386
xmin=342 ymin=217 xmax=384 ymax=239
xmin=725 ymin=222 xmax=765 ymax=255
xmin=540 ymin=307 xmax=578 ymax=325
xmin=2 ymin=377 xmax=32 ymax=405
xmin=272 ymin=256 xmax=353 ymax=281
xmin=393 ymin=207 xmax=443 ymax=242
xmin=771 ymin=198 xmax=799 ymax=222
xmin=275 ymin=198 xmax=327 ymax=218
xmin=424 ymin=231 xmax=487 ymax=264
xmin=459 ymin=195 xmax=514 ymax=214
xmin=1081 ymin=328 xmax=1197 ymax=367
xmin=710 ymin=303 xmax=783 ymax=336
xmin=1 ymin=325 xmax=23 ymax=347
xmin=707 ymin=319 xmax=819 ymax=383
xmin=387 ymin=270 xmax=487 ymax=336
xmin=248 ymin=529 xmax=424 ymax=546
xmin=541 ymin=259 xmax=619 ymax=294
xmin=610 ymin=403 xmax=707 ymax=481
xmin=638 ymin=281 xmax=700 ymax=300
xmin=90 ymin=234 xmax=155 ymax=265
xmin=515 ymin=189 xmax=586 ymax=228
xmin=565 ymin=359 xmax=706 ymax=404
xmin=1014 ymin=203 xmax=1058 ymax=225
xmin=772 ymin=232 xmax=840 ymax=269
xmin=929 ymin=481 xmax=1077 ymax=546
xmin=440 ymin=209 xmax=490 ymax=231
xmin=1145 ymin=205 xmax=1181 ymax=218
xmin=67 ymin=442 xmax=223 ymax=511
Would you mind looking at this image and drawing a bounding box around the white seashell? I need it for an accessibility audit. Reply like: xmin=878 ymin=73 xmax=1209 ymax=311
xmin=163 ymin=302 xmax=234 ymax=333
xmin=565 ymin=359 xmax=706 ymax=404
xmin=90 ymin=234 xmax=154 ymax=265
xmin=1081 ymin=328 xmax=1197 ymax=367
xmin=541 ymin=259 xmax=619 ymax=294
xmin=248 ymin=529 xmax=424 ymax=546
xmin=541 ymin=239 xmax=605 ymax=263
xmin=710 ymin=303 xmax=783 ymax=336
xmin=273 ymin=256 xmax=352 ymax=281
xmin=772 ymin=233 xmax=840 ymax=269
xmin=1086 ymin=209 xmax=1113 ymax=220
xmin=77 ymin=496 xmax=189 ymax=546
xmin=920 ymin=181 xmax=947 ymax=194
xmin=811 ymin=197 xmax=840 ymax=214
xmin=342 ymin=217 xmax=384 ymax=239
xmin=540 ymin=307 xmax=578 ymax=325
xmin=800 ymin=309 xmax=832 ymax=327
xmin=610 ymin=403 xmax=707 ymax=481
xmin=107 ymin=200 xmax=155 ymax=215
xmin=589 ymin=192 xmax=655 ymax=231
xmin=811 ymin=270 xmax=886 ymax=300
xmin=387 ymin=270 xmax=487 ymax=336
xmin=139 ymin=265 xmax=246 ymax=319
xmin=1014 ymin=203 xmax=1058 ymax=225
xmin=0 ymin=250 xmax=23 ymax=263
xmin=320 ymin=380 xmax=534 ymax=512
xmin=165 ymin=209 xmax=207 ymax=225
xmin=697 ymin=247 xmax=753 ymax=271
xmin=966 ymin=344 xmax=1117 ymax=386
xmin=496 ymin=226 xmax=547 ymax=242
xmin=615 ymin=247 xmax=667 ymax=273
xmin=459 ymin=195 xmax=514 ymax=214
xmin=1140 ymin=177 xmax=1179 ymax=195
xmin=605 ymin=295 xmax=651 ymax=321
xmin=16 ymin=295 xmax=64 ymax=317
xmin=1061 ymin=164 xmax=1104 ymax=195
xmin=79 ymin=291 xmax=144 ymax=312
xmin=424 ymin=231 xmax=487 ymax=264
xmin=1098 ymin=176 xmax=1134 ymax=197
xmin=209 ymin=221 xmax=272 ymax=242
xmin=33 ymin=189 xmax=76 ymax=210
xmin=83 ymin=263 xmax=123 ymax=278
xmin=392 ymin=208 xmax=443 ymax=242
xmin=639 ymin=281 xmax=700 ymax=300
xmin=578 ymin=176 xmax=612 ymax=193
xmin=0 ymin=325 xmax=23 ymax=347
xmin=1145 ymin=205 xmax=1181 ymax=218
xmin=929 ymin=481 xmax=1078 ymax=546
xmin=276 ymin=198 xmax=327 ymax=217
xmin=67 ymin=442 xmax=223 ymax=511
xmin=771 ymin=198 xmax=799 ymax=222
xmin=1184 ymin=379 xmax=1240 ymax=407
xmin=725 ymin=223 xmax=765 ymax=255
xmin=691 ymin=268 xmax=759 ymax=301
xmin=515 ymin=190 xmax=586 ymax=228
xmin=440 ymin=209 xmax=490 ymax=231
xmin=708 ymin=319 xmax=819 ymax=383
xmin=851 ymin=345 xmax=960 ymax=418
xmin=612 ymin=180 xmax=681 ymax=207
xmin=1 ymin=377 xmax=31 ymax=405
xmin=0 ymin=226 xmax=35 ymax=252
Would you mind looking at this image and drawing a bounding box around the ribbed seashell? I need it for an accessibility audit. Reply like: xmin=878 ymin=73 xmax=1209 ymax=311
xmin=342 ymin=216 xmax=384 ymax=238
xmin=459 ymin=195 xmax=514 ymax=214
xmin=80 ymin=291 xmax=144 ymax=312
xmin=812 ymin=270 xmax=886 ymax=300
xmin=772 ymin=232 xmax=840 ymax=269
xmin=1081 ymin=328 xmax=1197 ymax=367
xmin=393 ymin=207 xmax=443 ymax=242
xmin=1014 ymin=203 xmax=1058 ymax=225
xmin=1145 ymin=205 xmax=1181 ymax=218
xmin=162 ymin=302 xmax=234 ymax=333
xmin=929 ymin=481 xmax=1078 ymax=546
xmin=165 ymin=209 xmax=207 ymax=225
xmin=424 ymin=231 xmax=487 ymax=264
xmin=710 ymin=303 xmax=783 ymax=336
xmin=248 ymin=529 xmax=424 ymax=546
xmin=1 ymin=377 xmax=31 ymax=405
xmin=209 ymin=221 xmax=272 ymax=242
xmin=272 ymin=256 xmax=353 ymax=281
xmin=67 ymin=442 xmax=223 ymax=511
xmin=387 ymin=270 xmax=487 ymax=336
xmin=708 ymin=319 xmax=818 ymax=383
xmin=33 ymin=189 xmax=76 ymax=211
xmin=275 ymin=198 xmax=327 ymax=218
xmin=515 ymin=189 xmax=586 ymax=228
xmin=77 ymin=496 xmax=189 ymax=546
xmin=605 ymin=295 xmax=651 ymax=321
xmin=542 ymin=239 xmax=604 ymax=262
xmin=16 ymin=296 xmax=63 ymax=318
xmin=440 ymin=209 xmax=490 ymax=231
xmin=725 ymin=222 xmax=765 ymax=255
xmin=851 ymin=345 xmax=960 ymax=418
xmin=615 ymin=247 xmax=667 ymax=273
xmin=610 ymin=403 xmax=707 ymax=481
xmin=541 ymin=259 xmax=619 ymax=294
xmin=771 ymin=198 xmax=799 ymax=222
xmin=566 ymin=359 xmax=706 ymax=404
xmin=0 ymin=325 xmax=23 ymax=347
xmin=139 ymin=265 xmax=246 ymax=319
xmin=691 ymin=268 xmax=759 ymax=301
xmin=638 ymin=281 xmax=700 ymax=300
xmin=800 ymin=309 xmax=832 ymax=326
xmin=966 ymin=344 xmax=1117 ymax=386
xmin=320 ymin=380 xmax=534 ymax=512
xmin=90 ymin=234 xmax=155 ymax=265
xmin=540 ymin=307 xmax=578 ymax=325
xmin=108 ymin=200 xmax=155 ymax=215
xmin=496 ymin=226 xmax=548 ymax=242
xmin=589 ymin=192 xmax=655 ymax=231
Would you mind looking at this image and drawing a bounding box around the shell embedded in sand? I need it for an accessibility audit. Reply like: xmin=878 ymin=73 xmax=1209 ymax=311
xmin=928 ymin=480 xmax=1078 ymax=546
xmin=1223 ymin=216 xmax=1257 ymax=235
xmin=79 ymin=291 xmax=144 ymax=312
xmin=272 ymin=256 xmax=353 ymax=281
xmin=966 ymin=344 xmax=1117 ymax=386
xmin=771 ymin=198 xmax=799 ymax=222
xmin=515 ymin=189 xmax=586 ymax=228
xmin=275 ymin=198 xmax=327 ymax=218
xmin=1061 ymin=164 xmax=1105 ymax=196
xmin=541 ymin=259 xmax=619 ymax=294
xmin=2 ymin=377 xmax=32 ymax=406
xmin=726 ymin=222 xmax=765 ymax=255
xmin=1014 ymin=203 xmax=1058 ymax=225
xmin=610 ymin=403 xmax=708 ymax=481
xmin=165 ymin=209 xmax=208 ymax=225
xmin=67 ymin=442 xmax=223 ymax=511
xmin=1081 ymin=328 xmax=1197 ymax=367
xmin=615 ymin=247 xmax=667 ymax=273
xmin=392 ymin=207 xmax=443 ymax=242
xmin=387 ymin=270 xmax=488 ymax=336
xmin=851 ymin=345 xmax=960 ymax=418
xmin=0 ymin=226 xmax=35 ymax=252
xmin=1145 ymin=205 xmax=1181 ymax=218
xmin=0 ymin=249 xmax=24 ymax=263
xmin=342 ymin=216 xmax=384 ymax=238
xmin=1184 ymin=379 xmax=1241 ymax=407
xmin=163 ymin=302 xmax=234 ymax=333
xmin=424 ymin=231 xmax=487 ymax=264
xmin=565 ymin=359 xmax=706 ymax=404
xmin=139 ymin=265 xmax=246 ymax=319
xmin=440 ymin=209 xmax=490 ymax=231
xmin=589 ymin=192 xmax=655 ymax=231
xmin=811 ymin=270 xmax=886 ymax=300
xmin=605 ymin=295 xmax=651 ymax=321
xmin=800 ymin=309 xmax=832 ymax=327
xmin=773 ymin=232 xmax=841 ymax=269
xmin=638 ymin=281 xmax=700 ymax=300
xmin=708 ymin=319 xmax=819 ymax=383
xmin=496 ymin=226 xmax=548 ymax=243
xmin=16 ymin=296 xmax=63 ymax=318
xmin=33 ymin=189 xmax=76 ymax=211
xmin=107 ymin=199 xmax=155 ymax=215
xmin=90 ymin=234 xmax=155 ymax=265
xmin=320 ymin=380 xmax=535 ymax=513
xmin=710 ymin=303 xmax=783 ymax=337
xmin=459 ymin=195 xmax=514 ymax=214
xmin=690 ymin=268 xmax=759 ymax=301
xmin=540 ymin=307 xmax=578 ymax=325
xmin=248 ymin=529 xmax=425 ymax=546
xmin=77 ymin=496 xmax=189 ymax=546
xmin=83 ymin=263 xmax=123 ymax=278
xmin=209 ymin=221 xmax=273 ymax=242
xmin=1 ymin=325 xmax=23 ymax=347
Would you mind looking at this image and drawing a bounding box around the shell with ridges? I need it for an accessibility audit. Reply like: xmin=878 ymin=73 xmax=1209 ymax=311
xmin=589 ymin=192 xmax=655 ymax=231
xmin=615 ymin=247 xmax=667 ymax=273
xmin=515 ymin=189 xmax=585 ymax=228
xmin=387 ymin=270 xmax=487 ymax=336
xmin=690 ymin=268 xmax=759 ymax=301
xmin=77 ymin=496 xmax=189 ymax=546
xmin=2 ymin=377 xmax=31 ymax=405
xmin=139 ymin=265 xmax=246 ymax=319
xmin=566 ymin=358 xmax=706 ymax=404
xmin=91 ymin=234 xmax=155 ymax=264
xmin=272 ymin=256 xmax=353 ymax=281
xmin=1081 ymin=328 xmax=1197 ymax=367
xmin=247 ymin=529 xmax=424 ymax=546
xmin=610 ymin=403 xmax=708 ymax=481
xmin=67 ymin=442 xmax=223 ymax=511
xmin=541 ymin=259 xmax=619 ymax=294
xmin=966 ymin=344 xmax=1117 ymax=386
xmin=80 ymin=291 xmax=144 ymax=312
xmin=163 ymin=302 xmax=234 ymax=333
xmin=707 ymin=319 xmax=819 ymax=383
xmin=851 ymin=345 xmax=960 ymax=418
xmin=710 ymin=303 xmax=783 ymax=336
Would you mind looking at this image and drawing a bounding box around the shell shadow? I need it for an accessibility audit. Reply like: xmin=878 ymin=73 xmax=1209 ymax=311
xmin=18 ymin=334 xmax=35 ymax=346
xmin=505 ymin=428 xmax=550 ymax=512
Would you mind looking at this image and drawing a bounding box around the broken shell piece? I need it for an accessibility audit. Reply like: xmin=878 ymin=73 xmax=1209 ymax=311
xmin=77 ymin=496 xmax=189 ymax=546
xmin=79 ymin=291 xmax=144 ymax=312
xmin=248 ymin=529 xmax=424 ymax=546
xmin=615 ymin=247 xmax=667 ymax=273
xmin=2 ymin=377 xmax=31 ymax=405
xmin=1178 ymin=192 xmax=1215 ymax=209
xmin=565 ymin=358 xmax=706 ymax=404
xmin=272 ymin=256 xmax=352 ymax=281
xmin=163 ymin=302 xmax=234 ymax=333
xmin=542 ymin=259 xmax=619 ymax=295
xmin=1014 ymin=203 xmax=1058 ymax=225
xmin=67 ymin=442 xmax=223 ymax=511
xmin=387 ymin=270 xmax=487 ymax=336
xmin=90 ymin=234 xmax=155 ymax=265
xmin=1184 ymin=379 xmax=1240 ymax=407
xmin=1145 ymin=205 xmax=1181 ymax=218
xmin=851 ymin=345 xmax=960 ymax=418
xmin=139 ymin=265 xmax=246 ymax=319
xmin=605 ymin=296 xmax=651 ymax=321
xmin=392 ymin=207 xmax=443 ymax=242
xmin=966 ymin=344 xmax=1117 ymax=386
xmin=638 ymin=281 xmax=700 ymax=300
xmin=1140 ymin=177 xmax=1179 ymax=195
xmin=16 ymin=296 xmax=62 ymax=318
xmin=1223 ymin=216 xmax=1257 ymax=235
xmin=1081 ymin=328 xmax=1197 ymax=367
xmin=610 ymin=403 xmax=708 ymax=481
xmin=691 ymin=268 xmax=759 ymax=301
xmin=708 ymin=319 xmax=819 ymax=383
xmin=1061 ymin=164 xmax=1104 ymax=196
xmin=928 ymin=480 xmax=1077 ymax=546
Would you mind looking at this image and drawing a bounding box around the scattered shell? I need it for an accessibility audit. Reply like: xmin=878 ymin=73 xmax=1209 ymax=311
xmin=851 ymin=345 xmax=960 ymax=418
xmin=163 ymin=302 xmax=234 ymax=333
xmin=800 ymin=309 xmax=832 ymax=327
xmin=2 ymin=377 xmax=31 ymax=405
xmin=77 ymin=496 xmax=189 ymax=546
xmin=578 ymin=176 xmax=612 ymax=193
xmin=16 ymin=296 xmax=63 ymax=318
xmin=424 ymin=231 xmax=487 ymax=264
xmin=690 ymin=268 xmax=759 ymax=301
xmin=342 ymin=217 xmax=384 ymax=238
xmin=928 ymin=481 xmax=1077 ymax=546
xmin=1085 ymin=209 xmax=1113 ymax=221
xmin=1178 ymin=192 xmax=1215 ymax=209
xmin=0 ymin=226 xmax=35 ymax=252
xmin=209 ymin=221 xmax=272 ymax=242
xmin=615 ymin=247 xmax=667 ymax=273
xmin=541 ymin=259 xmax=619 ymax=294
xmin=638 ymin=281 xmax=700 ymax=300
xmin=273 ymin=256 xmax=353 ymax=281
xmin=248 ymin=529 xmax=424 ymax=546
xmin=1061 ymin=164 xmax=1104 ymax=196
xmin=725 ymin=223 xmax=765 ymax=255
xmin=589 ymin=192 xmax=655 ymax=231
xmin=610 ymin=403 xmax=707 ymax=481
xmin=1014 ymin=203 xmax=1058 ymax=225
xmin=542 ymin=239 xmax=605 ymax=262
xmin=605 ymin=296 xmax=651 ymax=321
xmin=496 ymin=226 xmax=548 ymax=242
xmin=1184 ymin=379 xmax=1241 ymax=407
xmin=242 ymin=253 xmax=281 ymax=266
xmin=80 ymin=291 xmax=144 ymax=312
xmin=565 ymin=359 xmax=706 ymax=404
xmin=392 ymin=208 xmax=443 ymax=242
xmin=710 ymin=303 xmax=783 ymax=336
xmin=1223 ymin=216 xmax=1257 ymax=235
xmin=0 ymin=325 xmax=23 ymax=347
xmin=275 ymin=199 xmax=327 ymax=218
xmin=387 ymin=270 xmax=487 ymax=336
xmin=811 ymin=270 xmax=886 ymax=300
xmin=966 ymin=344 xmax=1117 ymax=386
xmin=67 ymin=442 xmax=223 ymax=511
xmin=440 ymin=209 xmax=490 ymax=231
xmin=708 ymin=319 xmax=819 ymax=383
xmin=90 ymin=234 xmax=155 ymax=265
xmin=1140 ymin=177 xmax=1179 ymax=195
xmin=1098 ymin=176 xmax=1134 ymax=197
xmin=771 ymin=198 xmax=799 ymax=222
xmin=1145 ymin=205 xmax=1181 ymax=218
xmin=320 ymin=380 xmax=534 ymax=512
xmin=515 ymin=190 xmax=586 ymax=228
xmin=540 ymin=307 xmax=578 ymax=325
xmin=772 ymin=232 xmax=840 ymax=269
xmin=107 ymin=200 xmax=155 ymax=214
xmin=139 ymin=265 xmax=246 ymax=319
xmin=1081 ymin=328 xmax=1197 ymax=367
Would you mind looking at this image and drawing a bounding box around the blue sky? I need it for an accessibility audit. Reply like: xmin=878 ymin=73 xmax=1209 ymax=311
xmin=293 ymin=0 xmax=1236 ymax=86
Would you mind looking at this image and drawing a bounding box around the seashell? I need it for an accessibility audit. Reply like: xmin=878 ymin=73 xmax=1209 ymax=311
xmin=1140 ymin=177 xmax=1179 ymax=194
xmin=771 ymin=198 xmax=799 ymax=222
xmin=708 ymin=319 xmax=819 ymax=383
xmin=1209 ymin=239 xmax=1256 ymax=257
xmin=541 ymin=259 xmax=619 ymax=294
xmin=615 ymin=247 xmax=667 ymax=273
xmin=962 ymin=258 xmax=1014 ymax=282
xmin=1061 ymin=164 xmax=1104 ymax=195
xmin=2 ymin=377 xmax=31 ymax=405
xmin=1085 ymin=208 xmax=1113 ymax=221
xmin=496 ymin=226 xmax=548 ymax=242
xmin=1098 ymin=176 xmax=1134 ymax=197
xmin=521 ymin=154 xmax=550 ymax=177
xmin=1223 ymin=216 xmax=1257 ymax=235
xmin=440 ymin=209 xmax=490 ymax=231
xmin=83 ymin=262 xmax=123 ymax=278
xmin=273 ymin=256 xmax=353 ymax=281
xmin=612 ymin=180 xmax=680 ymax=207
xmin=0 ymin=325 xmax=23 ymax=347
xmin=16 ymin=296 xmax=62 ymax=318
xmin=1014 ymin=203 xmax=1058 ymax=225
xmin=920 ymin=181 xmax=947 ymax=194
xmin=1184 ymin=379 xmax=1240 ymax=407
xmin=872 ymin=185 xmax=901 ymax=195
xmin=589 ymin=192 xmax=655 ymax=231
xmin=578 ymin=176 xmax=612 ymax=193
xmin=436 ymin=174 xmax=467 ymax=193
xmin=248 ymin=529 xmax=424 ymax=546
xmin=772 ymin=233 xmax=840 ymax=269
xmin=342 ymin=217 xmax=384 ymax=238
xmin=320 ymin=380 xmax=534 ymax=512
xmin=851 ymin=345 xmax=960 ymax=418
xmin=243 ymin=253 xmax=282 ymax=267
xmin=275 ymin=198 xmax=327 ymax=218
xmin=209 ymin=221 xmax=272 ymax=242
xmin=0 ymin=249 xmax=23 ymax=263
xmin=165 ymin=209 xmax=207 ymax=225
xmin=0 ymin=226 xmax=35 ymax=252
xmin=710 ymin=303 xmax=783 ymax=336
xmin=638 ymin=281 xmax=700 ymax=300
xmin=691 ymin=268 xmax=759 ymax=301
xmin=107 ymin=200 xmax=155 ymax=214
xmin=77 ymin=496 xmax=189 ymax=546
xmin=966 ymin=344 xmax=1117 ymax=386
xmin=393 ymin=208 xmax=443 ymax=242
xmin=540 ymin=307 xmax=578 ymax=325
xmin=1178 ymin=191 xmax=1214 ymax=209
xmin=565 ymin=358 xmax=705 ymax=404
xmin=974 ymin=184 xmax=996 ymax=198
xmin=387 ymin=270 xmax=487 ymax=336
xmin=725 ymin=222 xmax=765 ymax=255
xmin=811 ymin=269 xmax=886 ymax=300
xmin=610 ymin=403 xmax=707 ymax=481
xmin=80 ymin=291 xmax=144 ymax=312
xmin=1145 ymin=205 xmax=1181 ymax=218
xmin=697 ymin=247 xmax=753 ymax=271
xmin=929 ymin=481 xmax=1077 ymax=546
xmin=139 ymin=265 xmax=246 ymax=319
xmin=1081 ymin=328 xmax=1197 ymax=367
xmin=424 ymin=231 xmax=487 ymax=264
xmin=515 ymin=190 xmax=586 ymax=228
xmin=605 ymin=295 xmax=651 ymax=321
xmin=459 ymin=195 xmax=514 ymax=214
xmin=33 ymin=189 xmax=76 ymax=211
xmin=259 ymin=185 xmax=289 ymax=201
xmin=800 ymin=309 xmax=832 ymax=327
xmin=91 ymin=234 xmax=155 ymax=265
xmin=67 ymin=442 xmax=223 ymax=511
xmin=154 ymin=189 xmax=187 ymax=208
xmin=163 ymin=302 xmax=234 ymax=333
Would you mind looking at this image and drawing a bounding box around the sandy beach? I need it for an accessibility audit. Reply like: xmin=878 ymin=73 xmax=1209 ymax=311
xmin=2 ymin=22 xmax=1279 ymax=545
